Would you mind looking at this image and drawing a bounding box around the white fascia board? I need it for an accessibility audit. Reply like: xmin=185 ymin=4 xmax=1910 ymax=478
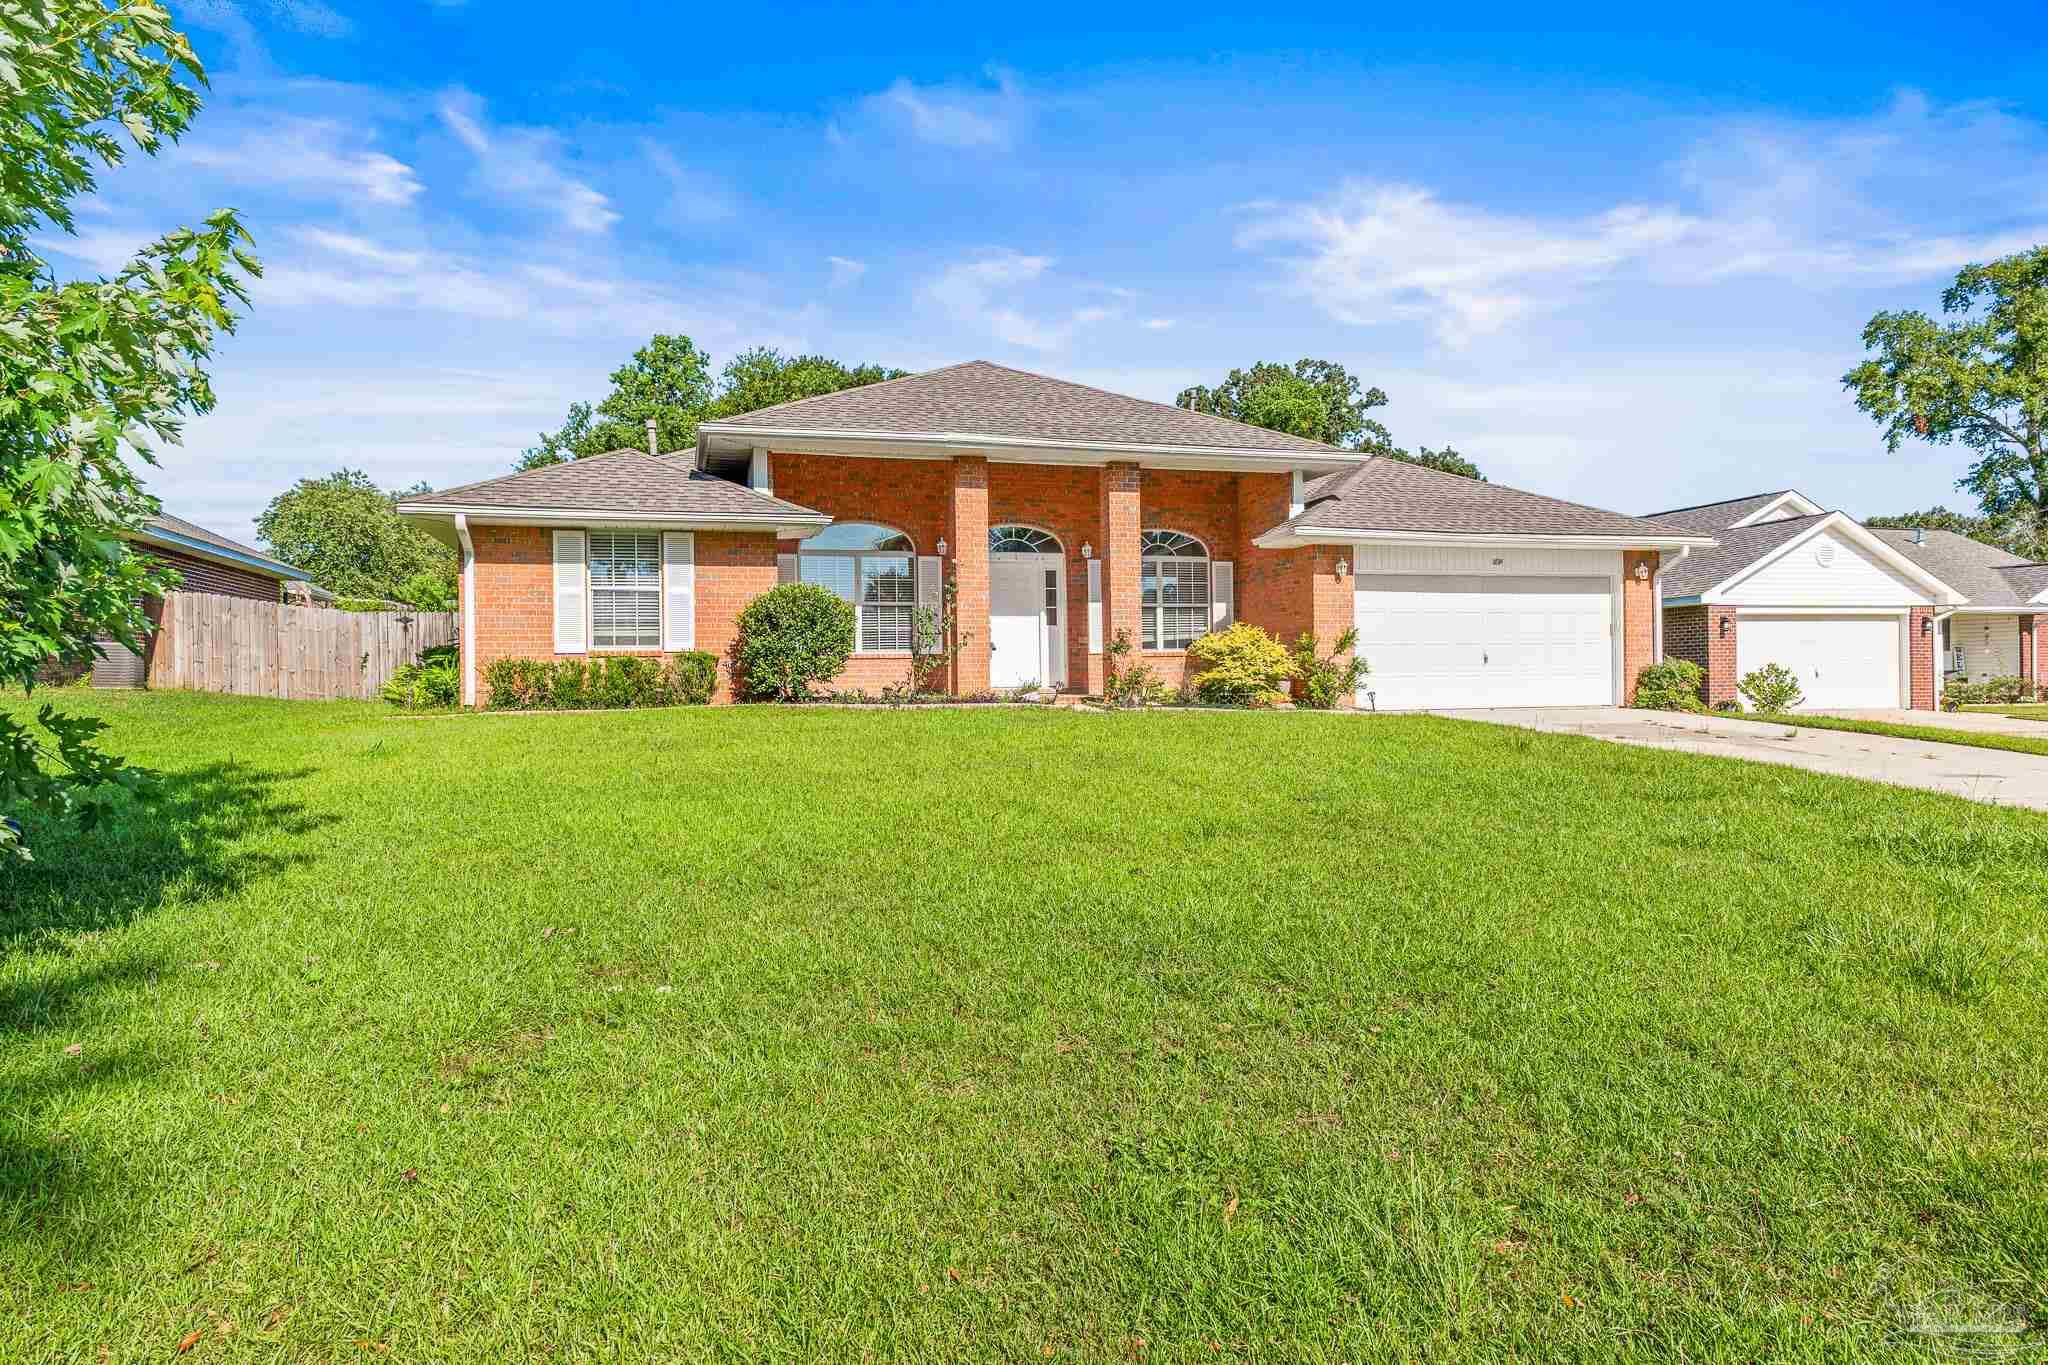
xmin=1698 ymin=512 xmax=1966 ymax=604
xmin=1729 ymin=490 xmax=1825 ymax=526
xmin=695 ymin=423 xmax=1363 ymax=473
xmin=398 ymin=503 xmax=830 ymax=539
xmin=1251 ymin=526 xmax=1719 ymax=551
xmin=1733 ymin=605 xmax=1912 ymax=617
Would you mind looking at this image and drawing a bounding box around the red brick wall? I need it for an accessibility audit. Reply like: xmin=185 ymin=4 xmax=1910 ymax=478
xmin=467 ymin=525 xmax=775 ymax=703
xmin=1232 ymin=472 xmax=1354 ymax=705
xmin=1909 ymin=605 xmax=1934 ymax=710
xmin=950 ymin=456 xmax=991 ymax=693
xmin=1621 ymin=550 xmax=1658 ymax=703
xmin=1662 ymin=604 xmax=1710 ymax=703
xmin=1099 ymin=463 xmax=1142 ymax=683
xmin=988 ymin=462 xmax=1099 ymax=689
xmin=152 ymin=545 xmax=283 ymax=601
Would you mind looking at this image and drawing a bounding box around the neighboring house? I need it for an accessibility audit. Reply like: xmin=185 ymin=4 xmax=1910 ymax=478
xmin=51 ymin=511 xmax=310 ymax=687
xmin=399 ymin=361 xmax=1710 ymax=709
xmin=1645 ymin=490 xmax=1974 ymax=710
xmin=1873 ymin=527 xmax=2048 ymax=694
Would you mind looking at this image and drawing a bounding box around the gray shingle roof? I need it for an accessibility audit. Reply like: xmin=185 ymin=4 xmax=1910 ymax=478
xmin=142 ymin=511 xmax=306 ymax=578
xmin=1660 ymin=514 xmax=1830 ymax=596
xmin=1275 ymin=457 xmax=1702 ymax=540
xmin=1644 ymin=491 xmax=1797 ymax=531
xmin=1870 ymin=528 xmax=2046 ymax=609
xmin=702 ymin=360 xmax=1353 ymax=457
xmin=399 ymin=450 xmax=827 ymax=520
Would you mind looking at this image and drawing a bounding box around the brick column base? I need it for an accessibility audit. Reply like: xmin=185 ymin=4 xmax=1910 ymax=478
xmin=1098 ymin=463 xmax=1141 ymax=672
xmin=1909 ymin=606 xmax=1935 ymax=709
xmin=950 ymin=456 xmax=990 ymax=695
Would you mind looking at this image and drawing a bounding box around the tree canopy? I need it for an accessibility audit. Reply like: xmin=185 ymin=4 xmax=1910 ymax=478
xmin=255 ymin=470 xmax=456 ymax=603
xmin=1846 ymin=246 xmax=2048 ymax=546
xmin=518 ymin=342 xmax=903 ymax=470
xmin=1176 ymin=358 xmax=1485 ymax=479
xmin=1 ymin=0 xmax=258 ymax=859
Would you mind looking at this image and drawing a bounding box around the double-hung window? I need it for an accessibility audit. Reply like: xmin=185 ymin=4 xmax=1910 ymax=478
xmin=1140 ymin=529 xmax=1210 ymax=650
xmin=798 ymin=522 xmax=915 ymax=652
xmin=587 ymin=530 xmax=661 ymax=649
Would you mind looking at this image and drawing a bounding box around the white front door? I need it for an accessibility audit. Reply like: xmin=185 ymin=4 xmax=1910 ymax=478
xmin=1737 ymin=614 xmax=1902 ymax=709
xmin=1353 ymin=574 xmax=1615 ymax=709
xmin=990 ymin=558 xmax=1049 ymax=689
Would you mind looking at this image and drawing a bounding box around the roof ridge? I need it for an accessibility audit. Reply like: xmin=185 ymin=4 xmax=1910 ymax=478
xmin=694 ymin=361 xmax=979 ymax=428
xmin=1642 ymin=489 xmax=1792 ymax=518
xmin=963 ymin=359 xmax=1349 ymax=454
xmin=400 ymin=448 xmax=659 ymax=503
xmin=1374 ymin=452 xmax=1673 ymax=531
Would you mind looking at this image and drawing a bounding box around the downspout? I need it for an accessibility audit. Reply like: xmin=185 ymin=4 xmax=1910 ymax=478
xmin=455 ymin=513 xmax=476 ymax=708
xmin=1931 ymin=608 xmax=1957 ymax=709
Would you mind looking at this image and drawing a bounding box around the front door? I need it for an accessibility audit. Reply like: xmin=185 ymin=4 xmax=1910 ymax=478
xmin=990 ymin=558 xmax=1049 ymax=688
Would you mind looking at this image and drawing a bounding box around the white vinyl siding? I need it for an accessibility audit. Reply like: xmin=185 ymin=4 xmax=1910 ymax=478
xmin=1950 ymin=614 xmax=2023 ymax=682
xmin=1720 ymin=527 xmax=1930 ymax=606
xmin=588 ymin=530 xmax=661 ymax=649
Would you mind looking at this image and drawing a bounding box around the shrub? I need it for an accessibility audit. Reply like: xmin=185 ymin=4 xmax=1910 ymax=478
xmin=1739 ymin=662 xmax=1804 ymax=712
xmin=1186 ymin=623 xmax=1295 ymax=705
xmin=1941 ymin=675 xmax=2039 ymax=710
xmin=735 ymin=583 xmax=856 ymax=701
xmin=478 ymin=653 xmax=719 ymax=710
xmin=1290 ymin=629 xmax=1369 ymax=709
xmin=1102 ymin=630 xmax=1170 ymax=707
xmin=1633 ymin=658 xmax=1706 ymax=712
xmin=381 ymin=654 xmax=459 ymax=709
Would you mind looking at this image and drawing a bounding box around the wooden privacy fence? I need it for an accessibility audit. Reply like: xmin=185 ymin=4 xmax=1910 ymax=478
xmin=149 ymin=592 xmax=458 ymax=700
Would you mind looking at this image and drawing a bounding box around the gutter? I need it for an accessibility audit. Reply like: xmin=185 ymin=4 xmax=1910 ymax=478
xmin=132 ymin=526 xmax=306 ymax=582
xmin=455 ymin=513 xmax=476 ymax=708
xmin=693 ymin=422 xmax=1361 ymax=471
xmin=1252 ymin=527 xmax=1721 ymax=552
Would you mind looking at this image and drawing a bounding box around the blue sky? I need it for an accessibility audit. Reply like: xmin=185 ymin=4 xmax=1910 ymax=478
xmin=41 ymin=1 xmax=2048 ymax=542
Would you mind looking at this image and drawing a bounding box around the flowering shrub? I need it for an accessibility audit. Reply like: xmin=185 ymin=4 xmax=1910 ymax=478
xmin=1186 ymin=623 xmax=1294 ymax=706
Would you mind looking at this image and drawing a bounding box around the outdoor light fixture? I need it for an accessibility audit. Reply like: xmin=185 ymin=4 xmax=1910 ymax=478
xmin=1081 ymin=541 xmax=1093 ymax=559
xmin=1334 ymin=557 xmax=1349 ymax=579
xmin=936 ymin=536 xmax=948 ymax=557
xmin=1921 ymin=616 xmax=1932 ymax=635
xmin=1718 ymin=617 xmax=1731 ymax=638
xmin=1633 ymin=562 xmax=1650 ymax=581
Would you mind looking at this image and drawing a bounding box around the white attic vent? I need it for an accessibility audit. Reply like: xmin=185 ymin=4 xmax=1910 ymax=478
xmin=1814 ymin=542 xmax=1836 ymax=568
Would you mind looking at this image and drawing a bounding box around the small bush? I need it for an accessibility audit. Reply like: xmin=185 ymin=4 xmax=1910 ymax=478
xmin=1290 ymin=629 xmax=1369 ymax=709
xmin=381 ymin=655 xmax=459 ymax=709
xmin=1941 ymin=675 xmax=2039 ymax=710
xmin=1739 ymin=662 xmax=1804 ymax=712
xmin=735 ymin=583 xmax=856 ymax=702
xmin=1633 ymin=658 xmax=1706 ymax=712
xmin=479 ymin=653 xmax=719 ymax=710
xmin=1186 ymin=623 xmax=1295 ymax=706
xmin=1102 ymin=630 xmax=1170 ymax=707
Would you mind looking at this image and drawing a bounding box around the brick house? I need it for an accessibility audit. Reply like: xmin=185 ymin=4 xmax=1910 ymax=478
xmin=49 ymin=511 xmax=311 ymax=687
xmin=1647 ymin=489 xmax=2043 ymax=710
xmin=400 ymin=362 xmax=1711 ymax=708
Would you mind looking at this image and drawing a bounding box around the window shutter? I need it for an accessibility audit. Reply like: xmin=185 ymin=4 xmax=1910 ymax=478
xmin=553 ymin=529 xmax=586 ymax=654
xmin=777 ymin=553 xmax=798 ymax=585
xmin=916 ymin=555 xmax=942 ymax=639
xmin=663 ymin=532 xmax=695 ymax=651
xmin=1087 ymin=559 xmax=1103 ymax=653
xmin=1211 ymin=559 xmax=1235 ymax=631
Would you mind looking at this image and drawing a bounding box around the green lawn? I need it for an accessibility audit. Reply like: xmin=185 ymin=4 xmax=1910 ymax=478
xmin=1750 ymin=711 xmax=2048 ymax=757
xmin=1963 ymin=703 xmax=2048 ymax=723
xmin=4 ymin=692 xmax=2046 ymax=1361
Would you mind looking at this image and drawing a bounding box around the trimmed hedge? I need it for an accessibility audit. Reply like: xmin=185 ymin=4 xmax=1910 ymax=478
xmin=1941 ymin=675 xmax=2041 ymax=710
xmin=481 ymin=653 xmax=718 ymax=710
xmin=735 ymin=583 xmax=856 ymax=701
xmin=1633 ymin=658 xmax=1706 ymax=712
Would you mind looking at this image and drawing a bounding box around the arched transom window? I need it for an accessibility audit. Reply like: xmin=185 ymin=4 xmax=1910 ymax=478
xmin=1140 ymin=529 xmax=1210 ymax=651
xmin=989 ymin=525 xmax=1060 ymax=554
xmin=799 ymin=521 xmax=915 ymax=652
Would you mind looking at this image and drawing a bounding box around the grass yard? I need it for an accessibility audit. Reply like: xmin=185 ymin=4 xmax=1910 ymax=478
xmin=1749 ymin=711 xmax=2048 ymax=758
xmin=1962 ymin=703 xmax=2048 ymax=723
xmin=4 ymin=692 xmax=2047 ymax=1361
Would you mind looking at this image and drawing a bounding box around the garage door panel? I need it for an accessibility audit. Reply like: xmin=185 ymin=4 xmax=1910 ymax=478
xmin=1353 ymin=573 xmax=1614 ymax=710
xmin=1736 ymin=615 xmax=1900 ymax=710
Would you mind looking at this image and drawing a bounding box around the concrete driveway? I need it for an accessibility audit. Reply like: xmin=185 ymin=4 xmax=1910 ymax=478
xmin=1434 ymin=706 xmax=2048 ymax=811
xmin=1817 ymin=707 xmax=2048 ymax=737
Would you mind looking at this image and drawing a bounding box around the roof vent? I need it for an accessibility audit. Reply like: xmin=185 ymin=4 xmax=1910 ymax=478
xmin=646 ymin=417 xmax=659 ymax=458
xmin=1815 ymin=542 xmax=1836 ymax=568
xmin=1912 ymin=526 xmax=1927 ymax=544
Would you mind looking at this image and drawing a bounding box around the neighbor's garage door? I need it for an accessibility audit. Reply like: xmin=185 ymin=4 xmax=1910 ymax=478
xmin=1353 ymin=574 xmax=1613 ymax=709
xmin=1736 ymin=614 xmax=1900 ymax=710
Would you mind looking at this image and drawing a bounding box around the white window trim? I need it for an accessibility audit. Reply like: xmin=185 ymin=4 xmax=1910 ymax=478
xmin=586 ymin=528 xmax=664 ymax=652
xmin=1140 ymin=528 xmax=1211 ymax=652
xmin=797 ymin=523 xmax=918 ymax=654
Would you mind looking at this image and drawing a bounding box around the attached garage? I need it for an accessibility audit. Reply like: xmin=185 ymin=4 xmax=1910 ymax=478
xmin=1735 ymin=613 xmax=1902 ymax=710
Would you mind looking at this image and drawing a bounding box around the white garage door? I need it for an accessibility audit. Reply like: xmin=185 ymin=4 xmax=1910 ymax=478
xmin=1353 ymin=574 xmax=1613 ymax=709
xmin=1737 ymin=614 xmax=1901 ymax=710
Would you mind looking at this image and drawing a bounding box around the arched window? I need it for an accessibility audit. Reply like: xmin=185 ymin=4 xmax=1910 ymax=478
xmin=1140 ymin=529 xmax=1210 ymax=651
xmin=799 ymin=521 xmax=915 ymax=652
xmin=989 ymin=525 xmax=1061 ymax=554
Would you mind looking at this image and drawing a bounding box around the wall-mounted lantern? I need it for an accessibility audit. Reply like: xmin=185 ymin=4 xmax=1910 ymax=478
xmin=1718 ymin=616 xmax=1732 ymax=638
xmin=1333 ymin=557 xmax=1350 ymax=579
xmin=936 ymin=536 xmax=948 ymax=557
xmin=1080 ymin=541 xmax=1094 ymax=559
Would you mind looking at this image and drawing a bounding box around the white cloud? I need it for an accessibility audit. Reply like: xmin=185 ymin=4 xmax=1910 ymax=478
xmin=181 ymin=117 xmax=422 ymax=205
xmin=1140 ymin=318 xmax=1176 ymax=330
xmin=289 ymin=227 xmax=423 ymax=270
xmin=438 ymin=89 xmax=619 ymax=234
xmin=855 ymin=68 xmax=1027 ymax=149
xmin=827 ymin=255 xmax=867 ymax=287
xmin=919 ymin=250 xmax=1136 ymax=351
xmin=1237 ymin=93 xmax=2048 ymax=347
xmin=644 ymin=144 xmax=739 ymax=224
